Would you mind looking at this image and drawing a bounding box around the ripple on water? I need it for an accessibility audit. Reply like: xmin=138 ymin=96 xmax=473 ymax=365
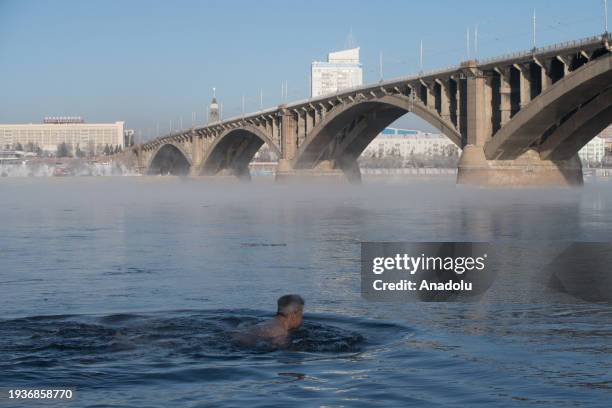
xmin=0 ymin=310 xmax=410 ymax=387
xmin=102 ymin=267 xmax=157 ymax=276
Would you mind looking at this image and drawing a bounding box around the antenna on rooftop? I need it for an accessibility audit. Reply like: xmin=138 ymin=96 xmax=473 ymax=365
xmin=346 ymin=27 xmax=356 ymax=49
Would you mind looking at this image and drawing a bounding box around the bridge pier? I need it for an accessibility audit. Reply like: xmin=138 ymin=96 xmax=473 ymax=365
xmin=457 ymin=60 xmax=583 ymax=187
xmin=275 ymin=106 xmax=351 ymax=182
xmin=457 ymin=145 xmax=583 ymax=187
xmin=188 ymin=165 xmax=201 ymax=177
xmin=275 ymin=159 xmax=348 ymax=182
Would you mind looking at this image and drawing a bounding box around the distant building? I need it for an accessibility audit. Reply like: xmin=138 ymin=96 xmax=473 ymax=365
xmin=252 ymin=143 xmax=278 ymax=162
xmin=311 ymin=48 xmax=363 ymax=97
xmin=0 ymin=117 xmax=124 ymax=154
xmin=124 ymin=129 xmax=135 ymax=147
xmin=598 ymin=124 xmax=612 ymax=153
xmin=578 ymin=135 xmax=606 ymax=165
xmin=362 ymin=128 xmax=460 ymax=159
xmin=208 ymin=88 xmax=220 ymax=124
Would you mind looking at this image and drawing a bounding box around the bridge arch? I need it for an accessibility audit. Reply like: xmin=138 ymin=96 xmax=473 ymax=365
xmin=540 ymin=88 xmax=612 ymax=160
xmin=200 ymin=125 xmax=281 ymax=179
xmin=146 ymin=143 xmax=192 ymax=175
xmin=484 ymin=53 xmax=612 ymax=160
xmin=292 ymin=94 xmax=462 ymax=176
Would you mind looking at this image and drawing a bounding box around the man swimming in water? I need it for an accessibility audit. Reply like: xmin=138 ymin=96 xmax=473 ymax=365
xmin=233 ymin=294 xmax=304 ymax=347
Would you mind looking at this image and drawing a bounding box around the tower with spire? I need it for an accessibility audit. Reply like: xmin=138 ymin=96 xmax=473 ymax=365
xmin=208 ymin=88 xmax=219 ymax=124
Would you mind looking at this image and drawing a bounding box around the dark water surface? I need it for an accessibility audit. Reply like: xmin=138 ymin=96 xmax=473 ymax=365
xmin=1 ymin=177 xmax=611 ymax=407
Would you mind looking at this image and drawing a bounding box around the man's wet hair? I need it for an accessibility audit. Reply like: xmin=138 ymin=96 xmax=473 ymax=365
xmin=277 ymin=294 xmax=304 ymax=317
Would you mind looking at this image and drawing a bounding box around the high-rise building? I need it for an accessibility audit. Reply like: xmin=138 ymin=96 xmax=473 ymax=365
xmin=208 ymin=88 xmax=220 ymax=124
xmin=311 ymin=48 xmax=363 ymax=98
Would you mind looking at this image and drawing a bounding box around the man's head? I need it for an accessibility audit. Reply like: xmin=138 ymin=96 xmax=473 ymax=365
xmin=276 ymin=294 xmax=304 ymax=329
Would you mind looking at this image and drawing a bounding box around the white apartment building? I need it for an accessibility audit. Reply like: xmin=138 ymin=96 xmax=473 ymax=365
xmin=578 ymin=135 xmax=606 ymax=165
xmin=598 ymin=124 xmax=612 ymax=153
xmin=311 ymin=48 xmax=363 ymax=97
xmin=362 ymin=128 xmax=459 ymax=159
xmin=0 ymin=117 xmax=124 ymax=153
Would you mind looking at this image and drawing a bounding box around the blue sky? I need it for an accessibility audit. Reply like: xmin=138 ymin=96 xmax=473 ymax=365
xmin=0 ymin=0 xmax=608 ymax=139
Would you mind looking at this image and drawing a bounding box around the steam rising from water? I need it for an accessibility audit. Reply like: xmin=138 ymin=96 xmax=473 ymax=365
xmin=0 ymin=162 xmax=137 ymax=177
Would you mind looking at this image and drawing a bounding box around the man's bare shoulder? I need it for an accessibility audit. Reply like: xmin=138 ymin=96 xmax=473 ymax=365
xmin=232 ymin=318 xmax=289 ymax=347
xmin=253 ymin=319 xmax=286 ymax=336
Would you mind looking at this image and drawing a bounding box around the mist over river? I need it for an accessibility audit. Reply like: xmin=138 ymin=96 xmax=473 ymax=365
xmin=1 ymin=177 xmax=611 ymax=407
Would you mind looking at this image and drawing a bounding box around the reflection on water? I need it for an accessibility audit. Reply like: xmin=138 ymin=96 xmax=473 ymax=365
xmin=0 ymin=177 xmax=611 ymax=406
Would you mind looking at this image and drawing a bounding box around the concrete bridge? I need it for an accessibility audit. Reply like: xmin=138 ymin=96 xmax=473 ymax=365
xmin=132 ymin=34 xmax=612 ymax=186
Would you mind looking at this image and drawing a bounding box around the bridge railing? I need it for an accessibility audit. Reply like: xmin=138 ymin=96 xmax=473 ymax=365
xmin=272 ymin=64 xmax=460 ymax=111
xmin=478 ymin=33 xmax=608 ymax=65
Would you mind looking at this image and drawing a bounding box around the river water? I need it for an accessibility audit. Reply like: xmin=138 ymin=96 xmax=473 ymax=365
xmin=1 ymin=176 xmax=611 ymax=407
